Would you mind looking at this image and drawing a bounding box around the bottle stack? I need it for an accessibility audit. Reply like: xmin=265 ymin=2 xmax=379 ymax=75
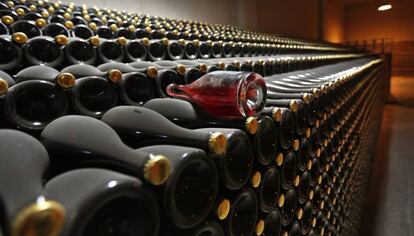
xmin=0 ymin=1 xmax=388 ymax=236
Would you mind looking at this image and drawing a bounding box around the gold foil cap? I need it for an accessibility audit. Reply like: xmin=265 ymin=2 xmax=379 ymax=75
xmin=217 ymin=199 xmax=230 ymax=220
xmin=176 ymin=64 xmax=186 ymax=75
xmin=272 ymin=107 xmax=282 ymax=122
xmin=275 ymin=152 xmax=283 ymax=166
xmin=289 ymin=100 xmax=298 ymax=112
xmin=12 ymin=200 xmax=65 ymax=236
xmin=0 ymin=78 xmax=9 ymax=96
xmin=146 ymin=66 xmax=158 ymax=78
xmin=199 ymin=63 xmax=208 ymax=73
xmin=64 ymin=21 xmax=74 ymax=29
xmin=297 ymin=208 xmax=303 ymax=220
xmin=56 ymin=73 xmax=75 ymax=88
xmin=251 ymin=171 xmax=261 ymax=188
xmin=292 ymin=139 xmax=299 ymax=151
xmin=35 ymin=18 xmax=46 ymax=28
xmin=1 ymin=15 xmax=14 ymax=25
xmin=294 ymin=175 xmax=300 ymax=187
xmin=245 ymin=117 xmax=258 ymax=135
xmin=161 ymin=37 xmax=169 ymax=46
xmin=12 ymin=32 xmax=28 ymax=44
xmin=278 ymin=194 xmax=285 ymax=207
xmin=208 ymin=132 xmax=227 ymax=155
xmin=107 ymin=69 xmax=123 ymax=83
xmin=55 ymin=35 xmax=68 ymax=46
xmin=117 ymin=37 xmax=127 ymax=46
xmin=255 ymin=219 xmax=265 ymax=236
xmin=142 ymin=37 xmax=150 ymax=46
xmin=89 ymin=36 xmax=100 ymax=46
xmin=302 ymin=93 xmax=311 ymax=104
xmin=143 ymin=154 xmax=171 ymax=185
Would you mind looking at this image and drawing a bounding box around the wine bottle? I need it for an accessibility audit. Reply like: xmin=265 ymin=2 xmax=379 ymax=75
xmin=0 ymin=69 xmax=14 ymax=94
xmin=262 ymin=209 xmax=281 ymax=236
xmin=96 ymin=25 xmax=115 ymax=39
xmin=42 ymin=22 xmax=70 ymax=37
xmin=43 ymin=168 xmax=160 ymax=236
xmin=10 ymin=20 xmax=41 ymax=38
xmin=0 ymin=129 xmax=65 ymax=236
xmin=198 ymin=40 xmax=212 ymax=59
xmin=3 ymin=66 xmax=71 ymax=132
xmin=183 ymin=39 xmax=199 ymax=59
xmin=277 ymin=151 xmax=298 ymax=190
xmin=299 ymin=201 xmax=313 ymax=235
xmin=166 ymin=71 xmax=266 ymax=118
xmin=221 ymin=188 xmax=258 ymax=236
xmin=280 ymin=188 xmax=297 ymax=226
xmin=165 ymin=39 xmax=184 ymax=60
xmin=23 ymin=35 xmax=67 ymax=68
xmin=297 ymin=170 xmax=311 ymax=204
xmin=143 ymin=98 xmax=259 ymax=135
xmin=170 ymin=221 xmax=225 ymax=236
xmin=195 ymin=127 xmax=253 ymax=190
xmin=72 ymin=24 xmax=94 ymax=39
xmin=256 ymin=166 xmax=280 ymax=213
xmin=261 ymin=106 xmax=294 ymax=150
xmin=64 ymin=37 xmax=97 ymax=65
xmin=297 ymin=136 xmax=311 ymax=171
xmin=254 ymin=116 xmax=278 ymax=165
xmin=41 ymin=115 xmax=171 ymax=186
xmin=0 ymin=33 xmax=26 ymax=71
xmin=266 ymin=99 xmax=308 ymax=136
xmin=124 ymin=38 xmax=148 ymax=62
xmin=97 ymin=37 xmax=126 ymax=62
xmin=101 ymin=106 xmax=227 ymax=156
xmin=138 ymin=145 xmax=219 ymax=228
xmin=61 ymin=64 xmax=120 ymax=118
xmin=147 ymin=38 xmax=167 ymax=61
xmin=211 ymin=41 xmax=223 ymax=58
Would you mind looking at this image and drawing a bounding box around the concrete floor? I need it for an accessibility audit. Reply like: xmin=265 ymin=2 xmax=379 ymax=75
xmin=359 ymin=76 xmax=414 ymax=236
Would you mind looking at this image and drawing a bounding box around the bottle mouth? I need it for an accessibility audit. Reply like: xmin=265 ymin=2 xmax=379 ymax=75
xmin=168 ymin=156 xmax=218 ymax=228
xmin=143 ymin=154 xmax=171 ymax=186
xmin=82 ymin=195 xmax=158 ymax=236
xmin=158 ymin=70 xmax=179 ymax=98
xmin=12 ymin=199 xmax=65 ymax=236
xmin=237 ymin=72 xmax=266 ymax=117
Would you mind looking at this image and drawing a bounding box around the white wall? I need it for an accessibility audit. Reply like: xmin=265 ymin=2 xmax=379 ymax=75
xmin=59 ymin=0 xmax=243 ymax=26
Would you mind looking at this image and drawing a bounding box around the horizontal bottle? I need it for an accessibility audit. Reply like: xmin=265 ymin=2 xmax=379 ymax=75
xmin=266 ymin=99 xmax=308 ymax=136
xmin=195 ymin=127 xmax=253 ymax=190
xmin=143 ymin=98 xmax=259 ymax=135
xmin=277 ymin=151 xmax=298 ymax=190
xmin=166 ymin=71 xmax=266 ymax=118
xmin=280 ymin=188 xmax=297 ymax=226
xmin=64 ymin=36 xmax=97 ymax=65
xmin=96 ymin=37 xmax=125 ymax=62
xmin=0 ymin=33 xmax=25 ymax=71
xmin=61 ymin=64 xmax=120 ymax=118
xmin=261 ymin=209 xmax=282 ymax=236
xmin=72 ymin=24 xmax=94 ymax=39
xmin=10 ymin=19 xmax=42 ymax=38
xmin=42 ymin=22 xmax=70 ymax=38
xmin=101 ymin=106 xmax=228 ymax=155
xmin=138 ymin=145 xmax=219 ymax=228
xmin=220 ymin=188 xmax=258 ymax=236
xmin=163 ymin=39 xmax=184 ymax=60
xmin=22 ymin=35 xmax=67 ymax=68
xmin=147 ymin=38 xmax=167 ymax=61
xmin=0 ymin=129 xmax=65 ymax=236
xmin=261 ymin=106 xmax=294 ymax=149
xmin=41 ymin=115 xmax=171 ymax=186
xmin=3 ymin=66 xmax=71 ymax=132
xmin=254 ymin=116 xmax=278 ymax=165
xmin=43 ymin=168 xmax=160 ymax=236
xmin=297 ymin=170 xmax=311 ymax=204
xmin=124 ymin=38 xmax=148 ymax=61
xmin=256 ymin=166 xmax=281 ymax=213
xmin=169 ymin=221 xmax=225 ymax=236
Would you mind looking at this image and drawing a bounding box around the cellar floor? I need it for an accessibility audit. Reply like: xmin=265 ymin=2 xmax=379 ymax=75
xmin=359 ymin=76 xmax=414 ymax=236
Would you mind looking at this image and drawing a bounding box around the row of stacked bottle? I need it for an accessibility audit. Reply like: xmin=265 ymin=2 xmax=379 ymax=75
xmin=0 ymin=1 xmax=388 ymax=236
